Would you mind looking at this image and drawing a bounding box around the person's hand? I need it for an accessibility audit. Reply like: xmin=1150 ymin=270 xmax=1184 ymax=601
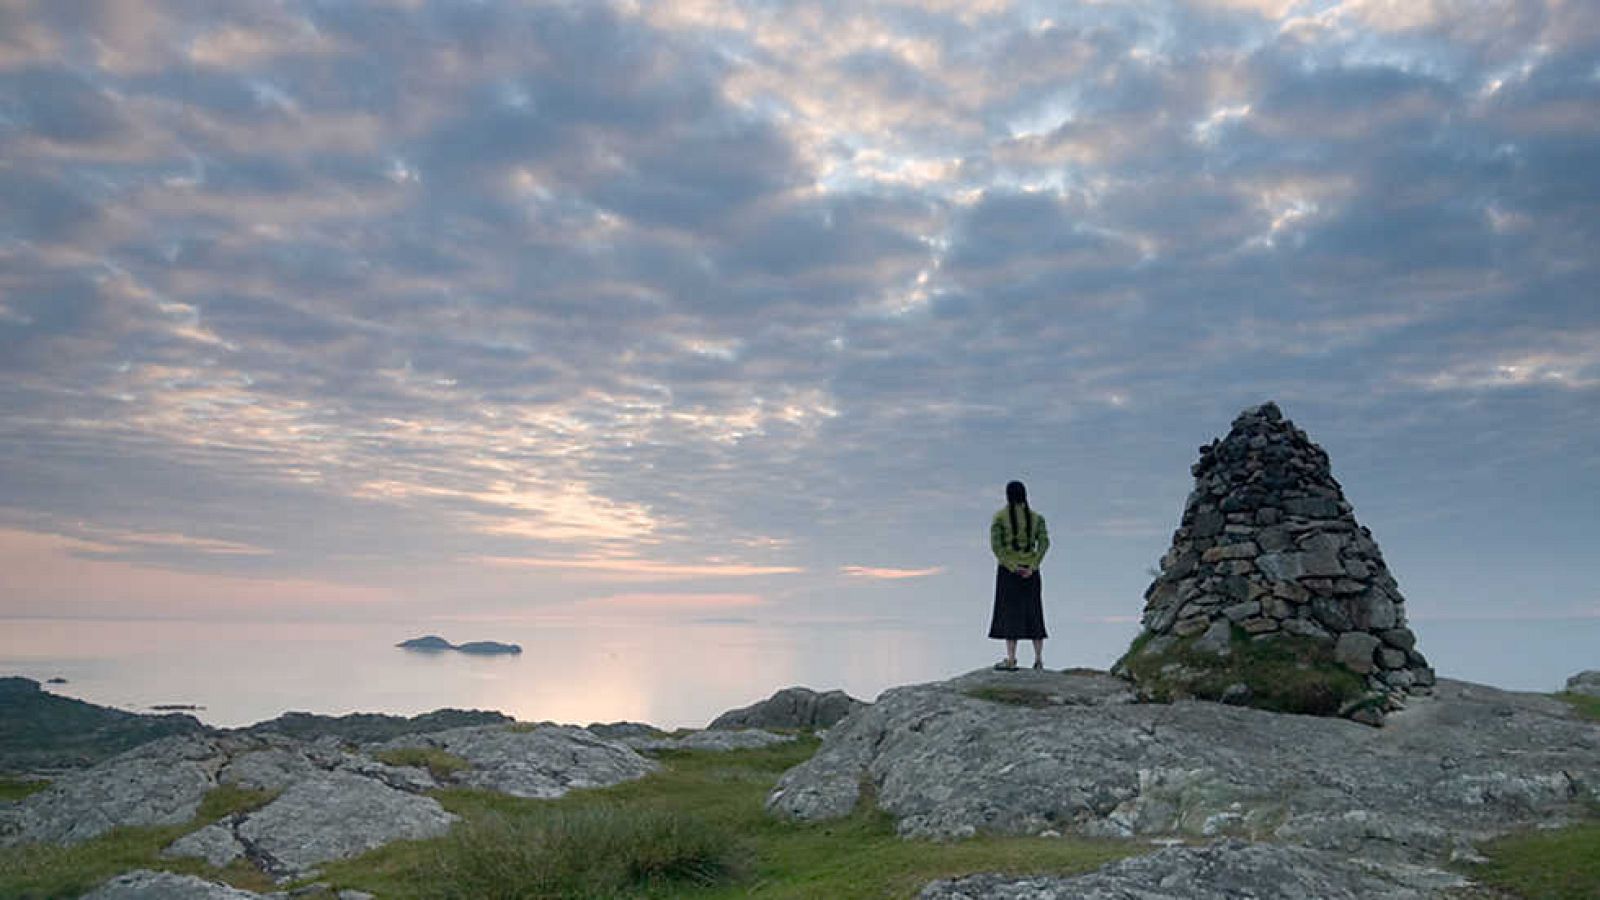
xmin=1018 ymin=566 xmax=1033 ymax=578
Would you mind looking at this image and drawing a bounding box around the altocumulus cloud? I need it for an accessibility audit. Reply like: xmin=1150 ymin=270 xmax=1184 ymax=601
xmin=0 ymin=0 xmax=1596 ymax=623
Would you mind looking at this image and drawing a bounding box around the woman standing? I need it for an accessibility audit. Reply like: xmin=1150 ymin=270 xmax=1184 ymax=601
xmin=989 ymin=480 xmax=1051 ymax=670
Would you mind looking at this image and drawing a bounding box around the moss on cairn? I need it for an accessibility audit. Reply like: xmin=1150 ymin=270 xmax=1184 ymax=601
xmin=1113 ymin=626 xmax=1375 ymax=719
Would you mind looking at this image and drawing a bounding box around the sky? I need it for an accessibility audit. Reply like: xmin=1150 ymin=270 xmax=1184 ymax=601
xmin=1 ymin=0 xmax=1597 ymax=638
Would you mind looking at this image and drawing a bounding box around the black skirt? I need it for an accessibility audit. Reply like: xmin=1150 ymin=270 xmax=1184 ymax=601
xmin=989 ymin=565 xmax=1047 ymax=639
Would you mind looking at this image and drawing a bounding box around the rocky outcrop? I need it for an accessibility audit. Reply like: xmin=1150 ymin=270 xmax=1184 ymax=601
xmin=1567 ymin=670 xmax=1600 ymax=698
xmin=1120 ymin=403 xmax=1433 ymax=721
xmin=708 ymin=686 xmax=865 ymax=731
xmin=919 ymin=839 xmax=1466 ymax=899
xmin=4 ymin=722 xmax=658 ymax=880
xmin=235 ymin=772 xmax=456 ymax=877
xmin=237 ymin=708 xmax=510 ymax=744
xmin=0 ymin=734 xmax=222 ymax=845
xmin=0 ymin=676 xmax=207 ymax=773
xmin=767 ymin=668 xmax=1599 ymax=870
xmin=623 ymin=729 xmax=797 ymax=752
xmin=373 ymin=724 xmax=656 ymax=799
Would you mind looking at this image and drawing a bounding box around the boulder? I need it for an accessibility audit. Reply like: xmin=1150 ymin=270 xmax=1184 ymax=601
xmin=373 ymin=724 xmax=656 ymax=799
xmin=919 ymin=839 xmax=1464 ymax=899
xmin=585 ymin=721 xmax=664 ymax=741
xmin=709 ymin=686 xmax=865 ymax=731
xmin=767 ymin=669 xmax=1600 ymax=867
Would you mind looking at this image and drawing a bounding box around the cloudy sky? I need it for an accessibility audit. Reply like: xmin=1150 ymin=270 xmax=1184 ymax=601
xmin=2 ymin=0 xmax=1596 ymax=633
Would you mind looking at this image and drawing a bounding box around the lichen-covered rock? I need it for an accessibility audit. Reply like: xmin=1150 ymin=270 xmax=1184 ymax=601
xmin=918 ymin=840 xmax=1466 ymax=899
xmin=374 ymin=724 xmax=656 ymax=798
xmin=0 ymin=734 xmax=223 ymax=846
xmin=767 ymin=669 xmax=1600 ymax=866
xmin=235 ymin=771 xmax=456 ymax=876
xmin=709 ymin=686 xmax=865 ymax=730
xmin=625 ymin=728 xmax=796 ymax=752
xmin=162 ymin=820 xmax=246 ymax=867
xmin=1120 ymin=403 xmax=1435 ymax=722
xmin=82 ymin=869 xmax=265 ymax=899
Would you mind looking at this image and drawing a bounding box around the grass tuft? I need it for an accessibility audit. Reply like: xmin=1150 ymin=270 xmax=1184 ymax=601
xmin=1116 ymin=626 xmax=1367 ymax=716
xmin=422 ymin=805 xmax=745 ymax=897
xmin=1465 ymin=820 xmax=1600 ymax=900
xmin=963 ymin=686 xmax=1055 ymax=709
xmin=1555 ymin=692 xmax=1600 ymax=722
xmin=374 ymin=747 xmax=472 ymax=781
xmin=195 ymin=783 xmax=278 ymax=821
xmin=0 ymin=778 xmax=50 ymax=804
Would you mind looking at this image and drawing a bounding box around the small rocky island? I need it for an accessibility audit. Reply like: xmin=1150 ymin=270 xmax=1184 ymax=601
xmin=396 ymin=635 xmax=521 ymax=655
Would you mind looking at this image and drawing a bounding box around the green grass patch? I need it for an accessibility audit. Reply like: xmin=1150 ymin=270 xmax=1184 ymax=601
xmin=0 ymin=778 xmax=49 ymax=804
xmin=1465 ymin=820 xmax=1600 ymax=900
xmin=374 ymin=747 xmax=473 ymax=781
xmin=310 ymin=737 xmax=1134 ymax=899
xmin=963 ymin=686 xmax=1055 ymax=709
xmin=1115 ymin=625 xmax=1368 ymax=716
xmin=1556 ymin=692 xmax=1600 ymax=722
xmin=0 ymin=782 xmax=280 ymax=898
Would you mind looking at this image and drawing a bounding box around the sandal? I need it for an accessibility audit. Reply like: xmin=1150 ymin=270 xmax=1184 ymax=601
xmin=1032 ymin=660 xmax=1044 ymax=671
xmin=993 ymin=659 xmax=1019 ymax=671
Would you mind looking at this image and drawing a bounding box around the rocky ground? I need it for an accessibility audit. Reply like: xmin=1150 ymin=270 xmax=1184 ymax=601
xmin=770 ymin=667 xmax=1598 ymax=896
xmin=5 ymin=671 xmax=1595 ymax=898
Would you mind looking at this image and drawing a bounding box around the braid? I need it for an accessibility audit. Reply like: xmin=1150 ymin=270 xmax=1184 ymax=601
xmin=1008 ymin=503 xmax=1021 ymax=551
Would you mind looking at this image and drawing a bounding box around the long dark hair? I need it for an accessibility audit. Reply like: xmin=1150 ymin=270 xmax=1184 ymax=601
xmin=1005 ymin=480 xmax=1032 ymax=551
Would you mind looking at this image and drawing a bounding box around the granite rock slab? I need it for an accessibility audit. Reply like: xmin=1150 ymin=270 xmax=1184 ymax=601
xmin=768 ymin=668 xmax=1600 ymax=865
xmin=0 ymin=734 xmax=224 ymax=846
xmin=374 ymin=723 xmax=657 ymax=798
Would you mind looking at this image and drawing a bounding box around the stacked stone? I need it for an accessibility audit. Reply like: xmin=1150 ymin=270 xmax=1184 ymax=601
xmin=1138 ymin=402 xmax=1434 ymax=694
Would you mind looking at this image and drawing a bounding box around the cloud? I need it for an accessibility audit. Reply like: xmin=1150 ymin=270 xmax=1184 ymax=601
xmin=0 ymin=0 xmax=1596 ymax=627
xmin=584 ymin=592 xmax=767 ymax=610
xmin=841 ymin=565 xmax=947 ymax=580
xmin=470 ymin=555 xmax=804 ymax=582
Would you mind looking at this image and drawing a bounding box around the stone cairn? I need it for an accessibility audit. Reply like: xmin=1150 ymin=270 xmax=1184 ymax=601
xmin=1132 ymin=402 xmax=1434 ymax=698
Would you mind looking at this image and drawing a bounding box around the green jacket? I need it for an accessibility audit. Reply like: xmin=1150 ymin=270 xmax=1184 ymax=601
xmin=991 ymin=505 xmax=1049 ymax=572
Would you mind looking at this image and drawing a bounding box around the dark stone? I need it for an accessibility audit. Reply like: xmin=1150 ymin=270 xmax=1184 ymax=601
xmin=1220 ymin=575 xmax=1253 ymax=602
xmin=1257 ymin=527 xmax=1293 ymax=552
xmin=1378 ymin=628 xmax=1416 ymax=651
xmin=1284 ymin=497 xmax=1339 ymax=518
xmin=1192 ymin=511 xmax=1225 ymax=538
xmin=1310 ymin=595 xmax=1354 ymax=632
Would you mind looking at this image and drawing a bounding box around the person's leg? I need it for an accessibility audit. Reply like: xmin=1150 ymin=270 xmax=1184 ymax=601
xmin=1005 ymin=638 xmax=1018 ymax=665
xmin=1031 ymin=638 xmax=1044 ymax=668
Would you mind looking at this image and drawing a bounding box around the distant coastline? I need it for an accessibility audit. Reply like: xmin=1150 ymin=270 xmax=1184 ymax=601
xmin=396 ymin=634 xmax=522 ymax=656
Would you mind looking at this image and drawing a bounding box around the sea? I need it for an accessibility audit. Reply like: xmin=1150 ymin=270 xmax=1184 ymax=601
xmin=1 ymin=616 xmax=1594 ymax=730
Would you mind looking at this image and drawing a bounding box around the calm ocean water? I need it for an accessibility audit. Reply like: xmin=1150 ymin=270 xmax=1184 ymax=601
xmin=1 ymin=616 xmax=1594 ymax=730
